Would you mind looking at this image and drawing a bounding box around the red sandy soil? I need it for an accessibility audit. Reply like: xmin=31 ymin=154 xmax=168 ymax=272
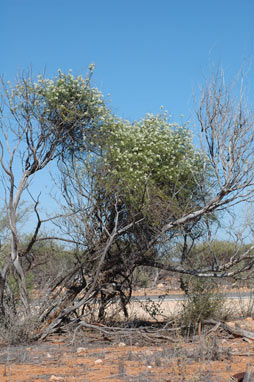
xmin=1 ymin=318 xmax=254 ymax=382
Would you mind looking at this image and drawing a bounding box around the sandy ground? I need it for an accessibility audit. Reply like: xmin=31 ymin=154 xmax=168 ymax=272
xmin=1 ymin=325 xmax=254 ymax=382
xmin=1 ymin=291 xmax=254 ymax=381
xmin=119 ymin=293 xmax=254 ymax=322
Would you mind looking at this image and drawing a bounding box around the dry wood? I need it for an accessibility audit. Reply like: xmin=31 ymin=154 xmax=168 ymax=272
xmin=205 ymin=319 xmax=254 ymax=340
xmin=70 ymin=320 xmax=180 ymax=346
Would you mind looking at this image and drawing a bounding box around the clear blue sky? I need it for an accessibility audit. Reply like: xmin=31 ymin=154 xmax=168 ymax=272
xmin=1 ymin=0 xmax=254 ymax=234
xmin=2 ymin=0 xmax=253 ymax=121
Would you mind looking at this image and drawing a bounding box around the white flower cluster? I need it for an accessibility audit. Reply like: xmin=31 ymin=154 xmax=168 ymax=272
xmin=4 ymin=68 xmax=109 ymax=129
xmin=3 ymin=69 xmax=203 ymax=211
xmin=34 ymin=69 xmax=108 ymax=124
xmin=102 ymin=113 xmax=202 ymax=197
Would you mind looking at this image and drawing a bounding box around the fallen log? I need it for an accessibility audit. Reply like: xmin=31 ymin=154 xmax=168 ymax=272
xmin=204 ymin=319 xmax=254 ymax=341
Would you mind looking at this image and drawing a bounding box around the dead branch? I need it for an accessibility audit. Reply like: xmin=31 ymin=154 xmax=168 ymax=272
xmin=204 ymin=319 xmax=254 ymax=340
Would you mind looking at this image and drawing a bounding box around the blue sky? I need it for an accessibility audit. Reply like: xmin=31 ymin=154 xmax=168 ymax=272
xmin=1 ymin=0 xmax=254 ymax=234
xmin=2 ymin=0 xmax=253 ymax=121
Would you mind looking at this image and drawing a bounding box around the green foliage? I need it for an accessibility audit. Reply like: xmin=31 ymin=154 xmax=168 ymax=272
xmin=19 ymin=68 xmax=206 ymax=224
xmin=186 ymin=240 xmax=253 ymax=269
xmin=34 ymin=67 xmax=206 ymax=221
xmin=8 ymin=272 xmax=34 ymax=301
xmin=135 ymin=269 xmax=150 ymax=287
xmin=104 ymin=113 xmax=198 ymax=184
xmin=4 ymin=66 xmax=112 ymax=158
xmin=96 ymin=112 xmax=205 ymax=224
xmin=20 ymin=236 xmax=75 ymax=287
xmin=180 ymin=277 xmax=224 ymax=330
xmin=34 ymin=66 xmax=112 ymax=155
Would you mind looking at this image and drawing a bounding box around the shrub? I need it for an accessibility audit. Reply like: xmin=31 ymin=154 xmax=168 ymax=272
xmin=180 ymin=277 xmax=224 ymax=332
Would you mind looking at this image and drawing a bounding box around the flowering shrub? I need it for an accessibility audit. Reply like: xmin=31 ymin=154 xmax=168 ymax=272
xmin=36 ymin=66 xmax=106 ymax=121
xmin=34 ymin=67 xmax=204 ymax=221
xmin=99 ymin=112 xmax=204 ymax=220
xmin=3 ymin=66 xmax=111 ymax=158
xmin=6 ymin=67 xmax=205 ymax=222
xmin=33 ymin=66 xmax=112 ymax=156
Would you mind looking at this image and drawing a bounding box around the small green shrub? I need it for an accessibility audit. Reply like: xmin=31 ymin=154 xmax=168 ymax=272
xmin=180 ymin=277 xmax=224 ymax=332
